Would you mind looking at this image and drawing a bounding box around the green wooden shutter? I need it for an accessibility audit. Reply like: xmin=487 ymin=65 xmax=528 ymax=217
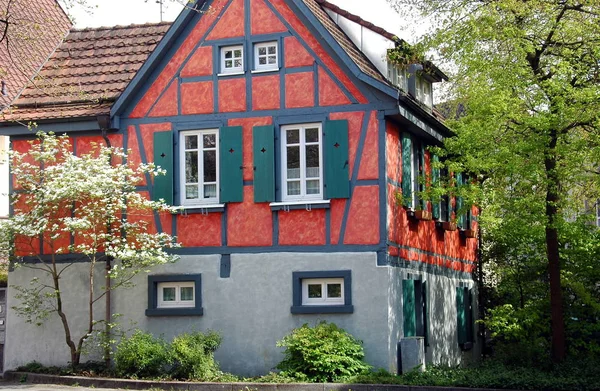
xmin=432 ymin=155 xmax=440 ymax=219
xmin=403 ymin=279 xmax=416 ymax=337
xmin=419 ymin=144 xmax=426 ymax=210
xmin=414 ymin=280 xmax=424 ymax=337
xmin=401 ymin=133 xmax=412 ymax=208
xmin=466 ymin=288 xmax=474 ymax=343
xmin=423 ymin=281 xmax=429 ymax=347
xmin=324 ymin=120 xmax=349 ymax=199
xmin=456 ymin=173 xmax=465 ymax=229
xmin=456 ymin=286 xmax=467 ymax=344
xmin=153 ymin=131 xmax=173 ymax=205
xmin=253 ymin=125 xmax=275 ymax=202
xmin=465 ymin=175 xmax=472 ymax=230
xmin=219 ymin=126 xmax=243 ymax=203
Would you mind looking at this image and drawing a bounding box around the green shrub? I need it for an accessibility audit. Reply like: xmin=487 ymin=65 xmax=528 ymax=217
xmin=170 ymin=330 xmax=223 ymax=380
xmin=276 ymin=321 xmax=371 ymax=382
xmin=114 ymin=330 xmax=170 ymax=378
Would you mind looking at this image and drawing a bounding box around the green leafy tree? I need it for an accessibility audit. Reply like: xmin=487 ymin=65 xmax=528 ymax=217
xmin=0 ymin=132 xmax=180 ymax=368
xmin=388 ymin=0 xmax=600 ymax=362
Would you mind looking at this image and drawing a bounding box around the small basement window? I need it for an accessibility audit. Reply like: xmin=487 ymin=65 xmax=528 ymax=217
xmin=291 ymin=270 xmax=353 ymax=314
xmin=302 ymin=278 xmax=344 ymax=306
xmin=146 ymin=274 xmax=203 ymax=316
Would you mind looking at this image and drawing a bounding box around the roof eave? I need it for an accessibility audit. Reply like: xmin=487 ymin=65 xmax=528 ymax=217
xmin=110 ymin=1 xmax=205 ymax=118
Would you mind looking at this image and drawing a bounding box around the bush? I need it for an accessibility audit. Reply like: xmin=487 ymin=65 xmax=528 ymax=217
xmin=114 ymin=330 xmax=171 ymax=378
xmin=170 ymin=330 xmax=223 ymax=380
xmin=276 ymin=321 xmax=371 ymax=382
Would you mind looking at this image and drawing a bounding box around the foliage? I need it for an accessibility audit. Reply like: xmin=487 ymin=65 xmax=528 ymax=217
xmin=0 ymin=131 xmax=180 ymax=367
xmin=275 ymin=321 xmax=371 ymax=382
xmin=114 ymin=330 xmax=171 ymax=378
xmin=350 ymin=358 xmax=600 ymax=390
xmin=388 ymin=0 xmax=600 ymax=362
xmin=170 ymin=330 xmax=223 ymax=380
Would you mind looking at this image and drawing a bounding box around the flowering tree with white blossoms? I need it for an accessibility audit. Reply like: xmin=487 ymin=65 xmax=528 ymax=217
xmin=0 ymin=131 xmax=180 ymax=368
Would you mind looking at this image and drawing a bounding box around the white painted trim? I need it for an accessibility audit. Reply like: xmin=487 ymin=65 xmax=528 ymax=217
xmin=253 ymin=41 xmax=278 ymax=71
xmin=179 ymin=129 xmax=220 ymax=207
xmin=220 ymin=45 xmax=244 ymax=74
xmin=269 ymin=200 xmax=330 ymax=207
xmin=181 ymin=203 xmax=225 ymax=210
xmin=301 ymin=278 xmax=345 ymax=306
xmin=251 ymin=69 xmax=279 ymax=74
xmin=217 ymin=72 xmax=245 ymax=77
xmin=280 ymin=123 xmax=323 ymax=202
xmin=157 ymin=281 xmax=195 ymax=308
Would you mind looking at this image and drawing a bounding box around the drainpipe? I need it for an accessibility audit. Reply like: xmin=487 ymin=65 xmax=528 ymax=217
xmin=99 ymin=115 xmax=113 ymax=369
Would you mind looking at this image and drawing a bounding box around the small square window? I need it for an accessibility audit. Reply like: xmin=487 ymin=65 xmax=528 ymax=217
xmin=146 ymin=275 xmax=203 ymax=316
xmin=291 ymin=271 xmax=353 ymax=314
xmin=220 ymin=45 xmax=244 ymax=74
xmin=254 ymin=41 xmax=278 ymax=71
xmin=157 ymin=281 xmax=195 ymax=308
xmin=302 ymin=278 xmax=344 ymax=306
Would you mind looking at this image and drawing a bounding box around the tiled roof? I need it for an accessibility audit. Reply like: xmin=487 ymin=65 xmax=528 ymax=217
xmin=301 ymin=0 xmax=389 ymax=85
xmin=2 ymin=22 xmax=170 ymax=122
xmin=0 ymin=0 xmax=71 ymax=110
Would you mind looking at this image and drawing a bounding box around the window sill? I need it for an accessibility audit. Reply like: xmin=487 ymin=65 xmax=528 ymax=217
xmin=178 ymin=204 xmax=225 ymax=214
xmin=291 ymin=305 xmax=354 ymax=314
xmin=270 ymin=200 xmax=330 ymax=211
xmin=251 ymin=68 xmax=279 ymax=74
xmin=217 ymin=71 xmax=244 ymax=77
xmin=145 ymin=307 xmax=204 ymax=317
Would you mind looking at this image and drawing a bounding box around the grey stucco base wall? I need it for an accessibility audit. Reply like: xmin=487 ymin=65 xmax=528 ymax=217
xmin=5 ymin=252 xmax=478 ymax=376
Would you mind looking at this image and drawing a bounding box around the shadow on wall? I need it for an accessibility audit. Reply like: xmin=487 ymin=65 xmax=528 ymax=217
xmin=429 ymin=276 xmax=458 ymax=366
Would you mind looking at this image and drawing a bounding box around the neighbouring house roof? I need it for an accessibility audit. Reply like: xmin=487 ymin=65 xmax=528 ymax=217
xmin=0 ymin=0 xmax=71 ymax=111
xmin=302 ymin=0 xmax=388 ymax=85
xmin=2 ymin=22 xmax=170 ymax=122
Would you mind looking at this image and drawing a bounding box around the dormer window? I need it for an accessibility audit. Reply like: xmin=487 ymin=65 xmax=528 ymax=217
xmin=387 ymin=64 xmax=408 ymax=92
xmin=416 ymin=76 xmax=433 ymax=108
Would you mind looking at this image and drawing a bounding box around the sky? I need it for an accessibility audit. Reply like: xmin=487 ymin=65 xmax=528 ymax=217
xmin=69 ymin=0 xmax=424 ymax=43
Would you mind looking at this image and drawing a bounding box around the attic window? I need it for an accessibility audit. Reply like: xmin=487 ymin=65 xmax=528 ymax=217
xmin=416 ymin=76 xmax=433 ymax=108
xmin=253 ymin=41 xmax=278 ymax=72
xmin=220 ymin=45 xmax=244 ymax=74
xmin=387 ymin=65 xmax=407 ymax=92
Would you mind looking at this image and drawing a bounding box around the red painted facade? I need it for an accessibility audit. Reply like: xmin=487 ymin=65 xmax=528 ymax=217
xmin=12 ymin=0 xmax=476 ymax=273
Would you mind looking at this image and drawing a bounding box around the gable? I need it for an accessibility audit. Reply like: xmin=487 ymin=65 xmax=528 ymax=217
xmin=114 ymin=0 xmax=387 ymax=119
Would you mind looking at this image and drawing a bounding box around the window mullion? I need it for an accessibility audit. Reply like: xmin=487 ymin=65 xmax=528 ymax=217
xmin=198 ymin=136 xmax=205 ymax=200
xmin=300 ymin=127 xmax=307 ymax=197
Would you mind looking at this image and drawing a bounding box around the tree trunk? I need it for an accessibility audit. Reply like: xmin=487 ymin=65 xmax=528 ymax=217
xmin=51 ymin=264 xmax=78 ymax=368
xmin=104 ymin=256 xmax=113 ymax=368
xmin=544 ymin=134 xmax=566 ymax=363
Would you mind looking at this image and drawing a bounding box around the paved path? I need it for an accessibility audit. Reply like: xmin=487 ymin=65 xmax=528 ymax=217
xmin=0 ymin=382 xmax=124 ymax=391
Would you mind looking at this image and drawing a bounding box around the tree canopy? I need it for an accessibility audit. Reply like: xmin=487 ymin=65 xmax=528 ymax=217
xmin=388 ymin=0 xmax=600 ymax=362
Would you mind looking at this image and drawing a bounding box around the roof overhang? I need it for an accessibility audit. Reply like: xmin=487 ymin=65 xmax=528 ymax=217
xmin=0 ymin=115 xmax=114 ymax=136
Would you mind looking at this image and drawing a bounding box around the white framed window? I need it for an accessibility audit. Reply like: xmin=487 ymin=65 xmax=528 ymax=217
xmin=416 ymin=76 xmax=433 ymax=108
xmin=302 ymin=278 xmax=344 ymax=306
xmin=254 ymin=41 xmax=278 ymax=71
xmin=387 ymin=64 xmax=408 ymax=91
xmin=180 ymin=129 xmax=219 ymax=206
xmin=157 ymin=281 xmax=195 ymax=308
xmin=281 ymin=123 xmax=323 ymax=201
xmin=220 ymin=45 xmax=244 ymax=74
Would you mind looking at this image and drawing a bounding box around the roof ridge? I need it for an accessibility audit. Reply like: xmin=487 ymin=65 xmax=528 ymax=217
xmin=314 ymin=0 xmax=405 ymax=44
xmin=69 ymin=21 xmax=173 ymax=33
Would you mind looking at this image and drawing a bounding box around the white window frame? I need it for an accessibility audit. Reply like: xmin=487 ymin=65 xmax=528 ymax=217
xmin=301 ymin=278 xmax=345 ymax=306
xmin=416 ymin=76 xmax=433 ymax=108
xmin=253 ymin=41 xmax=278 ymax=71
xmin=280 ymin=123 xmax=323 ymax=202
xmin=387 ymin=64 xmax=408 ymax=91
xmin=157 ymin=281 xmax=195 ymax=308
xmin=220 ymin=45 xmax=244 ymax=74
xmin=179 ymin=129 xmax=219 ymax=206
